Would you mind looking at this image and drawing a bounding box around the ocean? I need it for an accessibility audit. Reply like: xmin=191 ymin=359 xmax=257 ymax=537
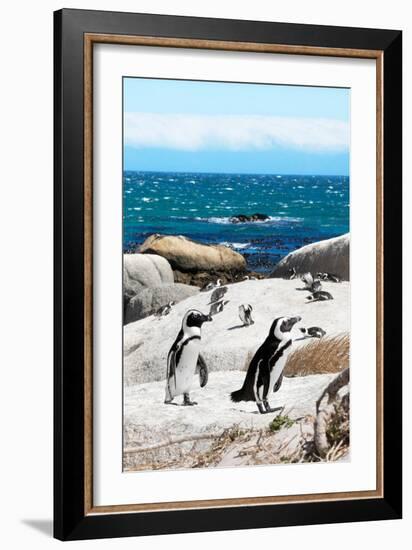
xmin=123 ymin=171 xmax=349 ymax=273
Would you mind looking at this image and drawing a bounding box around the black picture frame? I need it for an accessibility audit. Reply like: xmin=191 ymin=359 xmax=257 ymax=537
xmin=54 ymin=8 xmax=402 ymax=541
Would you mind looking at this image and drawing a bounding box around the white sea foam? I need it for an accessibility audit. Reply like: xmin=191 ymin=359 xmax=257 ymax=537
xmin=219 ymin=241 xmax=250 ymax=250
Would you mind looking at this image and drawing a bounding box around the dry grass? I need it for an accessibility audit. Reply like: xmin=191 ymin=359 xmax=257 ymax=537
xmin=285 ymin=334 xmax=349 ymax=377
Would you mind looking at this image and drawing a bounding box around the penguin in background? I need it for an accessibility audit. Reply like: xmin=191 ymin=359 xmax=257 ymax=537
xmin=201 ymin=279 xmax=222 ymax=292
xmin=301 ymin=272 xmax=322 ymax=293
xmin=210 ymin=285 xmax=228 ymax=304
xmin=154 ymin=301 xmax=175 ymax=318
xmin=164 ymin=309 xmax=212 ymax=406
xmin=209 ymin=299 xmax=229 ymax=317
xmin=300 ymin=326 xmax=326 ymax=338
xmin=287 ymin=267 xmax=297 ymax=280
xmin=238 ymin=304 xmax=254 ymax=326
xmin=307 ymin=290 xmax=333 ymax=302
xmin=230 ymin=316 xmax=301 ymax=414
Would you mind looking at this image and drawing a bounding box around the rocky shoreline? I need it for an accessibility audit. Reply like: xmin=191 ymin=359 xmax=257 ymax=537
xmin=123 ymin=232 xmax=351 ymax=469
xmin=123 ymin=232 xmax=349 ymax=323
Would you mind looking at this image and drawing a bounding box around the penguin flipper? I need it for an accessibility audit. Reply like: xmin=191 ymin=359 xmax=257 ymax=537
xmin=196 ymin=353 xmax=209 ymax=387
xmin=273 ymin=373 xmax=284 ymax=393
xmin=166 ymin=349 xmax=177 ymax=394
xmin=166 ymin=330 xmax=183 ymax=393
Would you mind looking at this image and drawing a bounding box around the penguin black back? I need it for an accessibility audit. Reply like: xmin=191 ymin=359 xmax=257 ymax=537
xmin=230 ymin=316 xmax=301 ymax=412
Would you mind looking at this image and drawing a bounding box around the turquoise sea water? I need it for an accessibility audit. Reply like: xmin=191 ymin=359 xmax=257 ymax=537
xmin=123 ymin=171 xmax=349 ymax=273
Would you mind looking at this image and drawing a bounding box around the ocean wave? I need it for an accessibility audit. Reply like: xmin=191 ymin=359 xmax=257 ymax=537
xmin=219 ymin=241 xmax=250 ymax=250
xmin=196 ymin=215 xmax=303 ymax=225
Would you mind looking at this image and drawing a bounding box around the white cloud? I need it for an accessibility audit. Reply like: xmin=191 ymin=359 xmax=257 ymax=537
xmin=124 ymin=112 xmax=349 ymax=153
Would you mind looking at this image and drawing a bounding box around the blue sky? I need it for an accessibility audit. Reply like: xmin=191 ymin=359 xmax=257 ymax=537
xmin=124 ymin=78 xmax=350 ymax=175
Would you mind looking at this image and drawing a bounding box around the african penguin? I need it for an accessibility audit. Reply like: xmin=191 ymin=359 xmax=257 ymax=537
xmin=307 ymin=290 xmax=333 ymax=302
xmin=301 ymin=272 xmax=322 ymax=292
xmin=210 ymin=285 xmax=228 ymax=304
xmin=311 ymin=279 xmax=323 ymax=292
xmin=164 ymin=309 xmax=212 ymax=406
xmin=316 ymin=272 xmax=342 ymax=283
xmin=209 ymin=299 xmax=229 ymax=317
xmin=201 ymin=279 xmax=222 ymax=292
xmin=230 ymin=316 xmax=301 ymax=414
xmin=154 ymin=301 xmax=175 ymax=318
xmin=300 ymin=326 xmax=326 ymax=338
xmin=287 ymin=267 xmax=297 ymax=280
xmin=238 ymin=304 xmax=254 ymax=326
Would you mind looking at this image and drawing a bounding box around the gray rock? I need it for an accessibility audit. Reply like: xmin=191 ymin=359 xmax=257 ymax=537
xmin=124 ymin=283 xmax=199 ymax=324
xmin=270 ymin=233 xmax=350 ymax=281
xmin=123 ymin=253 xmax=174 ymax=302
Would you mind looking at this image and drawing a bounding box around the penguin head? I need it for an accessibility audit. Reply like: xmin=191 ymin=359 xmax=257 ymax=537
xmin=183 ymin=309 xmax=212 ymax=330
xmin=270 ymin=316 xmax=302 ymax=340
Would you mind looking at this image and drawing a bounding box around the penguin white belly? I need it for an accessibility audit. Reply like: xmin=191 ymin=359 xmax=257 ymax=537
xmin=268 ymin=343 xmax=292 ymax=393
xmin=174 ymin=339 xmax=200 ymax=396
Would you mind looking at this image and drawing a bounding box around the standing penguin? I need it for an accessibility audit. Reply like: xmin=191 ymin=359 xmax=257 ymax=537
xmin=238 ymin=304 xmax=254 ymax=326
xmin=230 ymin=316 xmax=301 ymax=414
xmin=287 ymin=267 xmax=297 ymax=280
xmin=164 ymin=309 xmax=212 ymax=406
xmin=210 ymin=285 xmax=228 ymax=304
xmin=209 ymin=299 xmax=229 ymax=317
xmin=301 ymin=272 xmax=322 ymax=292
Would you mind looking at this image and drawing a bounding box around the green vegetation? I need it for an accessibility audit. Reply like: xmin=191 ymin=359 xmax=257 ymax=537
xmin=268 ymin=415 xmax=295 ymax=433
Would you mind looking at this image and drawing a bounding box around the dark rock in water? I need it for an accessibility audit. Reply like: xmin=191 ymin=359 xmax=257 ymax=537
xmin=229 ymin=213 xmax=270 ymax=224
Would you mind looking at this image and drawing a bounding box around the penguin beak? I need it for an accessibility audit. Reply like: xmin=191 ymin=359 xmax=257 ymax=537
xmin=202 ymin=313 xmax=213 ymax=323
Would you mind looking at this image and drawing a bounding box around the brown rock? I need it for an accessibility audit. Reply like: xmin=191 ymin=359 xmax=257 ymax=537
xmin=140 ymin=234 xmax=246 ymax=274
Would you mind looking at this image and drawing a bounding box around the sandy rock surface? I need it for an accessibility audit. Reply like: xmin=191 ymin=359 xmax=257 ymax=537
xmin=123 ymin=371 xmax=339 ymax=470
xmin=124 ymin=278 xmax=349 ymax=385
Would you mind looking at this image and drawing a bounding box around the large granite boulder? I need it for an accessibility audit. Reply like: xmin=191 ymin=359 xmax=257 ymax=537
xmin=123 ymin=253 xmax=174 ymax=302
xmin=125 ymin=283 xmax=199 ymax=324
xmin=140 ymin=234 xmax=246 ymax=273
xmin=270 ymin=233 xmax=350 ymax=280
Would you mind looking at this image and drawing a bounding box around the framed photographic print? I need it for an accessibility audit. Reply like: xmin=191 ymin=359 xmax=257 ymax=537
xmin=54 ymin=8 xmax=402 ymax=541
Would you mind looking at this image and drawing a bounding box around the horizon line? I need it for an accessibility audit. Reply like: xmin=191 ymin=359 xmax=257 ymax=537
xmin=123 ymin=169 xmax=349 ymax=177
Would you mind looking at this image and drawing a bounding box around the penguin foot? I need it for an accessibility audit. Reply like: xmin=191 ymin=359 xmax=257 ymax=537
xmin=164 ymin=399 xmax=178 ymax=406
xmin=183 ymin=394 xmax=198 ymax=406
xmin=257 ymin=403 xmax=267 ymax=414
xmin=264 ymin=401 xmax=282 ymax=413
